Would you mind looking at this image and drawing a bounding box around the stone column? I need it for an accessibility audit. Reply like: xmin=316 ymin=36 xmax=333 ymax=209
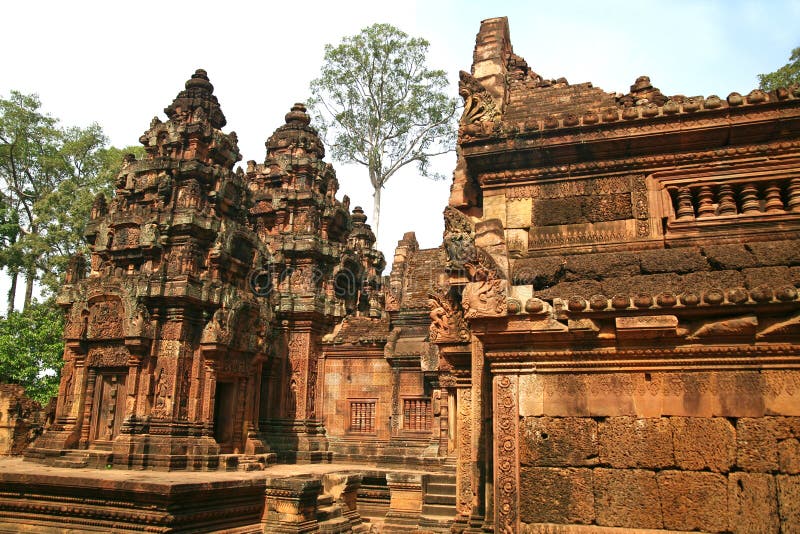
xmin=79 ymin=368 xmax=97 ymax=448
xmin=455 ymin=386 xmax=473 ymax=524
xmin=322 ymin=472 xmax=363 ymax=529
xmin=466 ymin=336 xmax=488 ymax=531
xmin=384 ymin=472 xmax=423 ymax=532
xmin=438 ymin=388 xmax=449 ymax=457
xmin=261 ymin=476 xmax=321 ymax=533
xmin=200 ymin=357 xmax=218 ymax=437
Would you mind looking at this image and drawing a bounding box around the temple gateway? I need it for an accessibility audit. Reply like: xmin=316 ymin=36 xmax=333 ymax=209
xmin=1 ymin=16 xmax=799 ymax=534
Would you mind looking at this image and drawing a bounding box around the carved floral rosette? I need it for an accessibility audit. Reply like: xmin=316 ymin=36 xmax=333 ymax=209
xmin=494 ymin=374 xmax=519 ymax=533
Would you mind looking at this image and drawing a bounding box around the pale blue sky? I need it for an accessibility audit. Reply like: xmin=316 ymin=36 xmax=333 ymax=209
xmin=1 ymin=0 xmax=798 ymax=308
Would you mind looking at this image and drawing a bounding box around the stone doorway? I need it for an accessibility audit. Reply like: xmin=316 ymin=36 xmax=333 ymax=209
xmin=89 ymin=370 xmax=127 ymax=447
xmin=214 ymin=381 xmax=236 ymax=453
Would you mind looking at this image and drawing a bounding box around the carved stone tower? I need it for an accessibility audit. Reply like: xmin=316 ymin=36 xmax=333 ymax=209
xmin=27 ymin=70 xmax=273 ymax=469
xmin=246 ymin=103 xmax=385 ymax=461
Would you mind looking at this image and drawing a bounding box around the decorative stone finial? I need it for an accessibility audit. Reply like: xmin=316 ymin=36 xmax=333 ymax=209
xmin=631 ymin=75 xmax=652 ymax=93
xmin=164 ymin=68 xmax=227 ymax=129
xmin=351 ymin=206 xmax=368 ymax=226
xmin=285 ymin=103 xmax=311 ymax=126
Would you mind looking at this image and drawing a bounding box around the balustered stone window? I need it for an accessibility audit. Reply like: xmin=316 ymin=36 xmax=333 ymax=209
xmin=348 ymin=400 xmax=376 ymax=433
xmin=402 ymin=398 xmax=432 ymax=432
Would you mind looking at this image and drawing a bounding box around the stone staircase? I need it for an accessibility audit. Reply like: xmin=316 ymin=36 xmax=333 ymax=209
xmin=419 ymin=472 xmax=457 ymax=531
xmin=51 ymin=448 xmax=113 ymax=469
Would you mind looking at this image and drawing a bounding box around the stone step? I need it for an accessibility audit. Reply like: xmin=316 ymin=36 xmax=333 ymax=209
xmin=425 ymin=482 xmax=455 ymax=495
xmin=318 ymin=494 xmax=334 ymax=506
xmin=317 ymin=514 xmax=350 ymax=534
xmin=52 ymin=459 xmax=88 ymax=468
xmin=421 ymin=503 xmax=457 ymax=518
xmin=426 ymin=473 xmax=455 ymax=484
xmin=316 ymin=503 xmax=342 ymax=522
xmin=424 ymin=493 xmax=456 ymax=506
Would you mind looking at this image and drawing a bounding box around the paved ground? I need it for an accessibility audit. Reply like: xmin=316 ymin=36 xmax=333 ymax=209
xmin=0 ymin=456 xmax=431 ymax=485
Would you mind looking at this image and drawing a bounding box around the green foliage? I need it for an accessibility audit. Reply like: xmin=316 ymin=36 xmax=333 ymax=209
xmin=308 ymin=23 xmax=458 ymax=234
xmin=758 ymin=47 xmax=800 ymax=91
xmin=0 ymin=91 xmax=124 ymax=304
xmin=0 ymin=302 xmax=64 ymax=403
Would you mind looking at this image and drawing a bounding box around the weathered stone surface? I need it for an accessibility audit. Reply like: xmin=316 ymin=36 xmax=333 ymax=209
xmin=520 ymin=417 xmax=598 ymax=467
xmin=513 ymin=256 xmax=566 ymax=288
xmin=777 ymin=475 xmax=800 ymax=532
xmin=598 ymin=417 xmax=674 ymax=469
xmin=657 ymin=471 xmax=728 ymax=532
xmin=519 ymin=467 xmax=594 ymax=525
xmin=600 ymin=273 xmax=683 ymax=297
xmin=671 ymin=417 xmax=735 ymax=472
xmin=533 ymin=198 xmax=583 ymax=226
xmin=593 ymin=468 xmax=662 ymax=529
xmin=564 ymin=252 xmax=640 ymax=281
xmin=779 ymin=438 xmax=800 ymax=474
xmin=0 ymin=385 xmax=47 ymax=456
xmin=749 ymin=240 xmax=800 ymax=267
xmin=639 ymin=247 xmax=709 ymax=274
xmin=680 ymin=270 xmax=745 ymax=292
xmin=743 ymin=266 xmax=794 ymax=289
xmin=534 ymin=279 xmax=603 ymax=300
xmin=702 ymin=243 xmax=758 ymax=270
xmin=737 ymin=418 xmax=780 ymax=472
xmin=727 ymin=472 xmax=779 ymax=534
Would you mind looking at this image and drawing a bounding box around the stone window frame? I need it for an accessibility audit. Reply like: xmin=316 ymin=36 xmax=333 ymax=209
xmin=348 ymin=398 xmax=378 ymax=435
xmin=401 ymin=396 xmax=433 ymax=433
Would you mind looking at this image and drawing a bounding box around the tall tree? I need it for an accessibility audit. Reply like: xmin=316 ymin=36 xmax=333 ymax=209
xmin=0 ymin=302 xmax=64 ymax=403
xmin=308 ymin=23 xmax=458 ymax=237
xmin=0 ymin=91 xmax=120 ymax=307
xmin=758 ymin=46 xmax=800 ymax=91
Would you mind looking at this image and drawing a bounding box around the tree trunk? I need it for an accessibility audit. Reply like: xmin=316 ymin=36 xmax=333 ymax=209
xmin=23 ymin=270 xmax=34 ymax=311
xmin=372 ymin=186 xmax=381 ymax=240
xmin=7 ymin=269 xmax=17 ymax=313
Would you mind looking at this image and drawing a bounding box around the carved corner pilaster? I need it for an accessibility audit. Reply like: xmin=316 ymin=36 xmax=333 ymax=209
xmin=494 ymin=374 xmax=519 ymax=533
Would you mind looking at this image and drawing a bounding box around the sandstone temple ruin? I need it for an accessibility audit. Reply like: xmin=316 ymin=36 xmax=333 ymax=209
xmin=1 ymin=16 xmax=799 ymax=533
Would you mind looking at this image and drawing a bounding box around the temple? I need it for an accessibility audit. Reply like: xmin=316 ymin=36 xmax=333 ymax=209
xmin=1 ymin=15 xmax=799 ymax=534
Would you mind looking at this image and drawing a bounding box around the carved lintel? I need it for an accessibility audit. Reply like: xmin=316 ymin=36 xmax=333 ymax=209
xmin=616 ymin=315 xmax=679 ymax=339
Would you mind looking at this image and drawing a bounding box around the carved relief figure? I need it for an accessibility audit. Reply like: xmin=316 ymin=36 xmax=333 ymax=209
xmin=461 ymin=249 xmax=507 ymax=318
xmin=443 ymin=206 xmax=475 ymax=271
xmin=428 ymin=292 xmax=470 ymax=342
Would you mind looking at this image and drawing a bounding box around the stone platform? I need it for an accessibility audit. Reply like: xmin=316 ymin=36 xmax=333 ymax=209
xmin=0 ymin=457 xmax=456 ymax=533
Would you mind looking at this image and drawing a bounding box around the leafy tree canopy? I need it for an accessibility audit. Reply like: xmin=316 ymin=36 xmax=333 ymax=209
xmin=0 ymin=91 xmax=134 ymax=307
xmin=308 ymin=23 xmax=459 ymax=236
xmin=758 ymin=46 xmax=800 ymax=91
xmin=0 ymin=302 xmax=64 ymax=403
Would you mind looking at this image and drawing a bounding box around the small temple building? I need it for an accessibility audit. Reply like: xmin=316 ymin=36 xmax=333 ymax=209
xmin=1 ymin=15 xmax=799 ymax=534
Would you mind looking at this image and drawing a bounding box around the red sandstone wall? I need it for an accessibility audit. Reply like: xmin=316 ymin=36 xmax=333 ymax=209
xmin=321 ymin=353 xmax=392 ymax=441
xmin=517 ymin=370 xmax=800 ymax=532
xmin=0 ymin=384 xmax=47 ymax=456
